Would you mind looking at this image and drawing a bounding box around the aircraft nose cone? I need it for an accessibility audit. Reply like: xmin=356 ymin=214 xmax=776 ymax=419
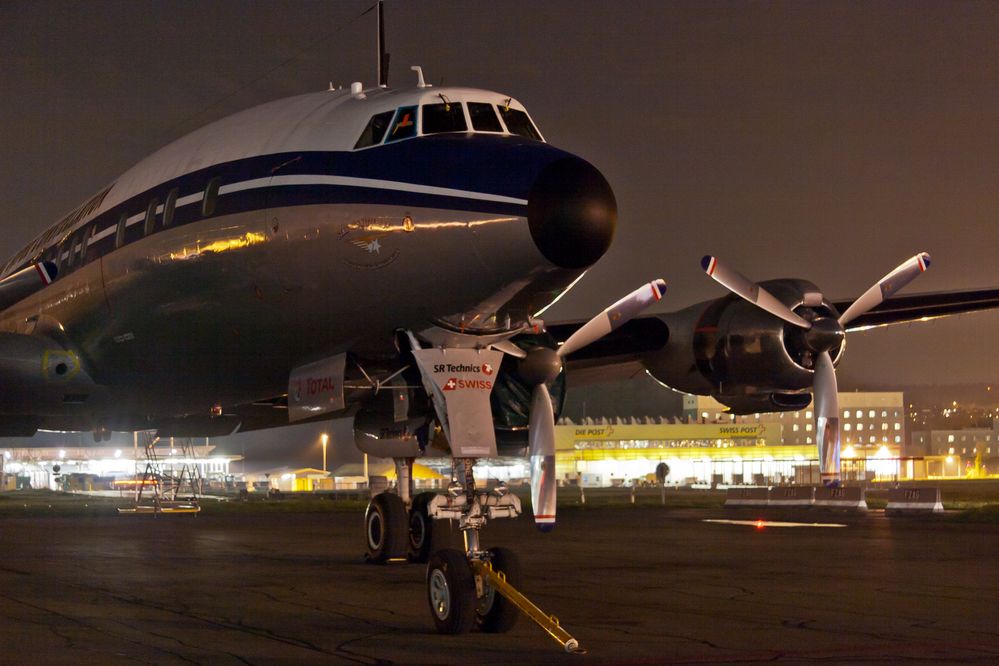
xmin=527 ymin=156 xmax=617 ymax=269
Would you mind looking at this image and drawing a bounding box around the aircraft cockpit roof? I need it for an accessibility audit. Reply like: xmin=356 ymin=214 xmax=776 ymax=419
xmin=347 ymin=86 xmax=545 ymax=149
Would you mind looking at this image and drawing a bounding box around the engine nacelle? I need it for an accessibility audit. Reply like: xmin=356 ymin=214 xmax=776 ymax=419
xmin=352 ymin=374 xmax=431 ymax=459
xmin=645 ymin=279 xmax=843 ymax=397
xmin=711 ymin=391 xmax=812 ymax=416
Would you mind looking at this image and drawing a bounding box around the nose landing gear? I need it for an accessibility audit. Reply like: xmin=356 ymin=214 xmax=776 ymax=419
xmin=423 ymin=458 xmax=584 ymax=653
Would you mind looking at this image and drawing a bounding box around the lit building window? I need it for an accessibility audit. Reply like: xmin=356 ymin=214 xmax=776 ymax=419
xmin=881 ymin=423 xmax=888 ymax=430
xmin=869 ymin=436 xmax=876 ymax=443
xmin=844 ymin=424 xmax=851 ymax=431
xmin=857 ymin=423 xmax=864 ymax=431
xmin=855 ymin=410 xmax=863 ymax=418
xmin=793 ymin=424 xmax=799 ymax=432
xmin=881 ymin=410 xmax=887 ymax=417
xmin=894 ymin=423 xmax=901 ymax=431
xmin=948 ymin=435 xmax=955 ymax=443
xmin=843 ymin=410 xmax=850 ymax=418
xmin=869 ymin=410 xmax=876 ymax=418
xmin=894 ymin=436 xmax=901 ymax=443
xmin=806 ymin=437 xmax=812 ymax=444
xmin=949 ymin=447 xmax=955 ymax=454
xmin=806 ymin=411 xmax=813 ymax=419
xmin=806 ymin=423 xmax=813 ymax=431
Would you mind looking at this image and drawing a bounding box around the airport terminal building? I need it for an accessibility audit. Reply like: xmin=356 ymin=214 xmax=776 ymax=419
xmin=552 ymin=392 xmax=907 ymax=487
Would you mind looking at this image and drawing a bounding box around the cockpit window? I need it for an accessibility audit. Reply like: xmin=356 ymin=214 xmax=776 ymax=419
xmin=468 ymin=103 xmax=503 ymax=132
xmin=354 ymin=110 xmax=395 ymax=149
xmin=499 ymin=107 xmax=542 ymax=141
xmin=385 ymin=106 xmax=418 ymax=142
xmin=422 ymin=102 xmax=467 ymax=134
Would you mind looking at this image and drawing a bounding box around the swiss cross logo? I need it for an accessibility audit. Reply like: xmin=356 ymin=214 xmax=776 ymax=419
xmin=443 ymin=378 xmax=458 ymax=391
xmin=482 ymin=363 xmax=494 ymax=376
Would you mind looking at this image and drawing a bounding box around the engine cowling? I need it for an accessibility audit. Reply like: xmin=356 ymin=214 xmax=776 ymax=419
xmin=352 ymin=373 xmax=432 ymax=458
xmin=710 ymin=391 xmax=812 ymax=416
xmin=645 ymin=279 xmax=844 ymax=399
xmin=491 ymin=333 xmax=566 ymax=455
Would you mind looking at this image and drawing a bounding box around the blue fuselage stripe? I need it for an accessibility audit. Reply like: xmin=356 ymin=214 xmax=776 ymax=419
xmin=11 ymin=134 xmax=571 ymax=278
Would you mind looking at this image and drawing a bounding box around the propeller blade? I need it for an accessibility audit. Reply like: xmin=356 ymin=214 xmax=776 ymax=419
xmin=528 ymin=383 xmax=557 ymax=532
xmin=557 ymin=279 xmax=667 ymax=358
xmin=701 ymin=255 xmax=812 ymax=329
xmin=491 ymin=339 xmax=527 ymax=359
xmin=838 ymin=252 xmax=931 ymax=326
xmin=813 ymin=350 xmax=841 ymax=487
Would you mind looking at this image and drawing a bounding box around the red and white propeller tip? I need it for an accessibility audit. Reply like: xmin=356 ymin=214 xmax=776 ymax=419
xmin=557 ymin=279 xmax=666 ymax=358
xmin=699 ymin=252 xmax=931 ymax=487
xmin=701 ymin=255 xmax=811 ymax=329
xmin=838 ymin=252 xmax=931 ymax=326
xmin=529 ymin=278 xmax=667 ymax=531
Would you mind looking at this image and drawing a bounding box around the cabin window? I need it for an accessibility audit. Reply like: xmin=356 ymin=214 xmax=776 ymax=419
xmin=499 ymin=107 xmax=542 ymax=140
xmin=385 ymin=106 xmax=417 ymax=142
xmin=469 ymin=102 xmax=503 ymax=132
xmin=144 ymin=198 xmax=159 ymax=236
xmin=65 ymin=229 xmax=84 ymax=269
xmin=202 ymin=177 xmax=221 ymax=217
xmin=115 ymin=213 xmax=127 ymax=249
xmin=79 ymin=225 xmax=92 ymax=265
xmin=422 ymin=102 xmax=467 ymax=134
xmin=163 ymin=188 xmax=179 ymax=227
xmin=354 ymin=110 xmax=394 ymax=149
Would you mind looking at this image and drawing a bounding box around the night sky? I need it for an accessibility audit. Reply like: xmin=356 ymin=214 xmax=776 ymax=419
xmin=2 ymin=1 xmax=998 ymax=462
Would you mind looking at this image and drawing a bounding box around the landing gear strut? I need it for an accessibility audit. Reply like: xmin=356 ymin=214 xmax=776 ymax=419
xmin=422 ymin=459 xmax=582 ymax=652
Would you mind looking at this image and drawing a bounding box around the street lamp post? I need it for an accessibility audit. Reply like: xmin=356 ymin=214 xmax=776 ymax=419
xmin=320 ymin=433 xmax=328 ymax=473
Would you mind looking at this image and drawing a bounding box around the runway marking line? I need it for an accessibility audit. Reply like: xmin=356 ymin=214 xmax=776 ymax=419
xmin=703 ymin=519 xmax=847 ymax=529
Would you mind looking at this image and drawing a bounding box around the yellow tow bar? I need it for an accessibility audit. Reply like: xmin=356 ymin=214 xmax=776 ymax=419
xmin=471 ymin=560 xmax=585 ymax=654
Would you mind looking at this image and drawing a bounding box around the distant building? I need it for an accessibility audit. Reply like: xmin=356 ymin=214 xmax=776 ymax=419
xmin=910 ymin=425 xmax=999 ymax=477
xmin=552 ymin=392 xmax=907 ymax=486
xmin=683 ymin=392 xmax=905 ymax=452
xmin=0 ymin=445 xmax=237 ymax=491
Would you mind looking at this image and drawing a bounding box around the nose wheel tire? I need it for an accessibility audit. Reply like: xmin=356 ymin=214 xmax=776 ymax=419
xmin=427 ymin=549 xmax=477 ymax=634
xmin=475 ymin=547 xmax=522 ymax=633
xmin=364 ymin=492 xmax=408 ymax=563
xmin=408 ymin=492 xmax=436 ymax=563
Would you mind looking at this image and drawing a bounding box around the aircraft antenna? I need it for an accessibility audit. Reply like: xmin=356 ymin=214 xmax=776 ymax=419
xmin=377 ymin=0 xmax=390 ymax=87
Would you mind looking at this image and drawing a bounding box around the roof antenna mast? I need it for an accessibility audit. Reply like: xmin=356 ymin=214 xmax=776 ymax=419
xmin=377 ymin=0 xmax=390 ymax=87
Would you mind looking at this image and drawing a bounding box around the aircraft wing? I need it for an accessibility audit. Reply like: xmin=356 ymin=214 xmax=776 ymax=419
xmin=545 ymin=317 xmax=670 ymax=386
xmin=546 ymin=287 xmax=999 ymax=382
xmin=830 ymin=287 xmax=999 ymax=330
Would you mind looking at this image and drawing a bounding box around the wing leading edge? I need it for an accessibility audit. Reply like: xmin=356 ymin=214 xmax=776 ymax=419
xmin=547 ymin=286 xmax=999 ymax=378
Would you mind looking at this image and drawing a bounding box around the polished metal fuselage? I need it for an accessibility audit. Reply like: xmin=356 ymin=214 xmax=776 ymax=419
xmin=0 ymin=198 xmax=570 ymax=430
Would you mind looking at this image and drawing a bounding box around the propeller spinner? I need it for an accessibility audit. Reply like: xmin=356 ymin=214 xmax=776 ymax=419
xmin=513 ymin=279 xmax=667 ymax=531
xmin=701 ymin=253 xmax=930 ymax=486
